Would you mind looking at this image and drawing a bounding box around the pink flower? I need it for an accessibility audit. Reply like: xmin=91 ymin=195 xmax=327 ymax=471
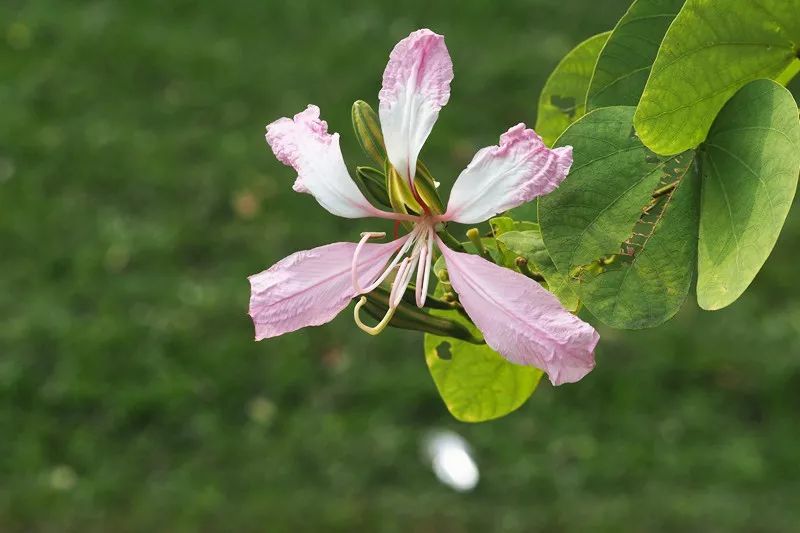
xmin=250 ymin=29 xmax=599 ymax=385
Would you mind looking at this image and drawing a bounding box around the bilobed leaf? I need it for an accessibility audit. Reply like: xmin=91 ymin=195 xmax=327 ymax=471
xmin=535 ymin=32 xmax=610 ymax=146
xmin=496 ymin=230 xmax=580 ymax=311
xmin=586 ymin=0 xmax=683 ymax=111
xmin=539 ymin=106 xmax=699 ymax=329
xmin=423 ymin=268 xmax=542 ymax=422
xmin=634 ymin=0 xmax=800 ymax=155
xmin=697 ymin=79 xmax=800 ymax=310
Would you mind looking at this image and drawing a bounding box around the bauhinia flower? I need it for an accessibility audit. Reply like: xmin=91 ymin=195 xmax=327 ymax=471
xmin=249 ymin=29 xmax=600 ymax=385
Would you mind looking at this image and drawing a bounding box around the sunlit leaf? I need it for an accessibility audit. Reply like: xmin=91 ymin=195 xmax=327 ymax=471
xmin=697 ymin=79 xmax=800 ymax=310
xmin=539 ymin=106 xmax=699 ymax=329
xmin=634 ymin=0 xmax=800 ymax=155
xmin=586 ymin=0 xmax=683 ymax=110
xmin=535 ymin=32 xmax=610 ymax=146
xmin=424 ymin=259 xmax=542 ymax=422
xmin=489 ymin=217 xmax=539 ymax=236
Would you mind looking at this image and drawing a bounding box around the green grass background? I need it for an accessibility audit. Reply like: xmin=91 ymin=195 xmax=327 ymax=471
xmin=2 ymin=1 xmax=800 ymax=531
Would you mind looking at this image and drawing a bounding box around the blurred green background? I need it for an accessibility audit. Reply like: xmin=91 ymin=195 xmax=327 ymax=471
xmin=2 ymin=0 xmax=800 ymax=531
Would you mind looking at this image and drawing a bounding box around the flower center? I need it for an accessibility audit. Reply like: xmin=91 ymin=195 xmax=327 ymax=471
xmin=352 ymin=218 xmax=436 ymax=335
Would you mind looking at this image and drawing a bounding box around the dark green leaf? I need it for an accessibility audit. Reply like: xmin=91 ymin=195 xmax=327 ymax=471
xmin=586 ymin=0 xmax=683 ymax=110
xmin=697 ymin=79 xmax=800 ymax=310
xmin=539 ymin=106 xmax=699 ymax=328
xmin=535 ymin=32 xmax=611 ymax=146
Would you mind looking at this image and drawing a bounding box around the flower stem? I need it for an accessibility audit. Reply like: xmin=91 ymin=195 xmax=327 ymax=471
xmin=436 ymin=227 xmax=466 ymax=253
xmin=515 ymin=256 xmax=545 ymax=282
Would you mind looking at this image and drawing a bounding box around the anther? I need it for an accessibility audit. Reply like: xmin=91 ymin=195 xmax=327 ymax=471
xmin=352 ymin=227 xmax=419 ymax=295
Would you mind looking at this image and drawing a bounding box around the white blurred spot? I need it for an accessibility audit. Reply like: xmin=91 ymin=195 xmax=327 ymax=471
xmin=423 ymin=430 xmax=479 ymax=492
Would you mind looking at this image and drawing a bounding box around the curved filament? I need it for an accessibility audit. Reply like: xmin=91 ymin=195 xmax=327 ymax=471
xmin=353 ymin=296 xmax=397 ymax=335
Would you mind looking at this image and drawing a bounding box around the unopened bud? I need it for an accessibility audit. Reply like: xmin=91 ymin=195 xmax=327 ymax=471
xmin=352 ymin=100 xmax=386 ymax=165
xmin=466 ymin=228 xmax=491 ymax=260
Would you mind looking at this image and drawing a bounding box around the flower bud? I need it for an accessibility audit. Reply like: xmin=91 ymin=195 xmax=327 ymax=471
xmin=351 ymin=100 xmax=386 ymax=166
xmin=466 ymin=228 xmax=492 ymax=261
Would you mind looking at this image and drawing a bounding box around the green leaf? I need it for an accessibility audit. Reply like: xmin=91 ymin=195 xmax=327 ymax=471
xmin=496 ymin=230 xmax=580 ymax=312
xmin=776 ymin=58 xmax=800 ymax=86
xmin=488 ymin=216 xmax=539 ymax=238
xmin=535 ymin=31 xmax=610 ymax=147
xmin=697 ymin=79 xmax=800 ymax=310
xmin=488 ymin=216 xmax=516 ymax=237
xmin=423 ymin=290 xmax=542 ymax=422
xmin=539 ymin=106 xmax=700 ymax=329
xmin=425 ymin=253 xmax=543 ymax=422
xmin=586 ymin=0 xmax=683 ymax=111
xmin=424 ymin=332 xmax=543 ymax=423
xmin=506 ymin=200 xmax=539 ymax=222
xmin=634 ymin=0 xmax=800 ymax=155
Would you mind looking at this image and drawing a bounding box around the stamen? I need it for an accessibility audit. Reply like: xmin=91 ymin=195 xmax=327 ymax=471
xmin=391 ymin=228 xmax=429 ymax=308
xmin=390 ymin=258 xmax=412 ymax=306
xmin=355 ymin=225 xmax=421 ymax=295
xmin=353 ymin=296 xmax=397 ymax=335
xmin=352 ymin=227 xmax=417 ymax=294
xmin=420 ymin=227 xmax=434 ymax=307
xmin=415 ymin=239 xmax=427 ymax=307
xmin=351 ymin=232 xmax=387 ymax=294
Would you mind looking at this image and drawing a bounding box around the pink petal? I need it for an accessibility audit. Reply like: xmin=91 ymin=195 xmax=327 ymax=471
xmin=437 ymin=239 xmax=598 ymax=385
xmin=379 ymin=29 xmax=453 ymax=183
xmin=266 ymin=105 xmax=385 ymax=219
xmin=248 ymin=239 xmax=404 ymax=340
xmin=443 ymin=124 xmax=573 ymax=224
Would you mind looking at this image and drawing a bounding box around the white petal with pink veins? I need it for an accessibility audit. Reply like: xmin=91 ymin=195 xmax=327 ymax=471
xmin=444 ymin=124 xmax=573 ymax=224
xmin=266 ymin=105 xmax=386 ymax=219
xmin=437 ymin=239 xmax=598 ymax=385
xmin=249 ymin=239 xmax=405 ymax=340
xmin=379 ymin=29 xmax=453 ymax=184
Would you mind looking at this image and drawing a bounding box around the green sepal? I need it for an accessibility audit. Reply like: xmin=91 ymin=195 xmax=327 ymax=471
xmin=385 ymin=161 xmax=422 ymax=223
xmin=354 ymin=166 xmax=391 ymax=209
xmin=362 ymin=288 xmax=483 ymax=344
xmin=413 ymin=161 xmax=445 ymax=215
